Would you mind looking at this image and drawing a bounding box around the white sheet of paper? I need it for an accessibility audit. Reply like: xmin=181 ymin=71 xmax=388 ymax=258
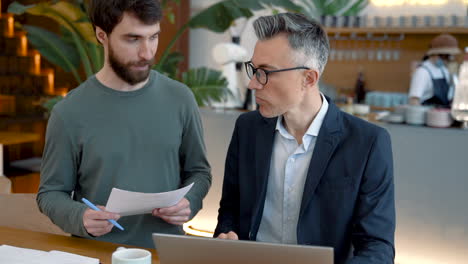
xmin=0 ymin=245 xmax=47 ymax=264
xmin=0 ymin=245 xmax=99 ymax=264
xmin=48 ymin=251 xmax=99 ymax=264
xmin=105 ymin=183 xmax=194 ymax=216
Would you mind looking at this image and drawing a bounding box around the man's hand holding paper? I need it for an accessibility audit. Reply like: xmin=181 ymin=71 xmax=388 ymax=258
xmin=152 ymin=198 xmax=191 ymax=225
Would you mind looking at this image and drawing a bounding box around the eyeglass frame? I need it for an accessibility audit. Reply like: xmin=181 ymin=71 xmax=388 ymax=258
xmin=244 ymin=61 xmax=310 ymax=85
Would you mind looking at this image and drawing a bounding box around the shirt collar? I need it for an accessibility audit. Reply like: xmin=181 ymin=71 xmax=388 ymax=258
xmin=276 ymin=115 xmax=294 ymax=140
xmin=275 ymin=93 xmax=329 ymax=150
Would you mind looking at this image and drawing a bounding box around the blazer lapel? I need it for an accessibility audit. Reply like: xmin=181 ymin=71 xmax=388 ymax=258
xmin=251 ymin=115 xmax=276 ymax=236
xmin=299 ymin=103 xmax=342 ymax=217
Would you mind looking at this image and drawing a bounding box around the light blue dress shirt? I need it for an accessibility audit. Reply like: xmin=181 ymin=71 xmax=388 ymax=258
xmin=257 ymin=94 xmax=329 ymax=244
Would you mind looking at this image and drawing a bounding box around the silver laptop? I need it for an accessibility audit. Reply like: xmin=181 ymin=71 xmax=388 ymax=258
xmin=153 ymin=233 xmax=333 ymax=264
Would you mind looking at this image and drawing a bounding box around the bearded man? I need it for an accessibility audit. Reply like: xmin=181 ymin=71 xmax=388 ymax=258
xmin=37 ymin=0 xmax=211 ymax=248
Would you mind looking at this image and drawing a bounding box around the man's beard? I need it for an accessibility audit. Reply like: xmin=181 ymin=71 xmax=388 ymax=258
xmin=108 ymin=44 xmax=154 ymax=85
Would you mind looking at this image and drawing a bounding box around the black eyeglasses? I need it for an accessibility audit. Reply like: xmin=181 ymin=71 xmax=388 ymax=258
xmin=244 ymin=61 xmax=310 ymax=85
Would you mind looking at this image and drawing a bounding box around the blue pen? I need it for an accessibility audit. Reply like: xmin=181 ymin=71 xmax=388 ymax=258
xmin=81 ymin=198 xmax=125 ymax=231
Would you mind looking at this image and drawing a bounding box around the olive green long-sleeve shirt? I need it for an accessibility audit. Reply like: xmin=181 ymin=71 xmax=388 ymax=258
xmin=37 ymin=70 xmax=211 ymax=247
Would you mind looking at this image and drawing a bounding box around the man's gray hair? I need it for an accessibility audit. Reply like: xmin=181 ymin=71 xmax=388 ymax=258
xmin=252 ymin=12 xmax=329 ymax=75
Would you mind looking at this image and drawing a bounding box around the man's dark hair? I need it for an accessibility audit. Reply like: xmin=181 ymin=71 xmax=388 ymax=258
xmin=88 ymin=0 xmax=162 ymax=34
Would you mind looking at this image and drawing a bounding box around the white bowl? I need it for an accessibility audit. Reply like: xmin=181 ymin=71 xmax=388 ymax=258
xmin=354 ymin=104 xmax=370 ymax=115
xmin=405 ymin=105 xmax=430 ymax=125
xmin=426 ymin=108 xmax=453 ymax=128
xmin=386 ymin=113 xmax=405 ymax=123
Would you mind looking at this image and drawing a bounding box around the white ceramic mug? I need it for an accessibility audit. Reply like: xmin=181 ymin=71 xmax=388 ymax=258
xmin=112 ymin=247 xmax=151 ymax=264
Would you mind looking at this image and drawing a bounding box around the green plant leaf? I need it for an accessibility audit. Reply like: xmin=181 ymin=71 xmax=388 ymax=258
xmin=7 ymin=1 xmax=35 ymax=14
xmin=302 ymin=0 xmax=368 ymax=17
xmin=75 ymin=16 xmax=90 ymax=23
xmin=189 ymin=0 xmax=302 ymax=33
xmin=42 ymin=95 xmax=63 ymax=113
xmin=168 ymin=12 xmax=175 ymax=24
xmin=326 ymin=0 xmax=351 ymax=15
xmin=157 ymin=51 xmax=184 ymax=79
xmin=342 ymin=0 xmax=369 ymax=16
xmin=189 ymin=2 xmax=252 ymax=32
xmin=236 ymin=0 xmax=302 ymax=11
xmin=9 ymin=1 xmax=97 ymax=44
xmin=181 ymin=67 xmax=229 ymax=106
xmin=23 ymin=25 xmax=82 ymax=83
xmin=60 ymin=24 xmax=101 ymax=76
xmin=297 ymin=0 xmax=314 ymax=18
xmin=87 ymin=42 xmax=104 ymax=73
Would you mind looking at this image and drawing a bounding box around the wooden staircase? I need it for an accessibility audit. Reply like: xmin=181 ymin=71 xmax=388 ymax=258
xmin=0 ymin=11 xmax=59 ymax=193
xmin=0 ymin=12 xmax=60 ymax=116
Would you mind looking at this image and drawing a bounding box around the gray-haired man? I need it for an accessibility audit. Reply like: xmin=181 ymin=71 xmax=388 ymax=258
xmin=215 ymin=12 xmax=395 ymax=264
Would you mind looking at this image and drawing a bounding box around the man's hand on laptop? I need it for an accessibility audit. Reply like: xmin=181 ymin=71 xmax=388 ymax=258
xmin=152 ymin=198 xmax=191 ymax=225
xmin=217 ymin=231 xmax=239 ymax=240
xmin=83 ymin=206 xmax=120 ymax=237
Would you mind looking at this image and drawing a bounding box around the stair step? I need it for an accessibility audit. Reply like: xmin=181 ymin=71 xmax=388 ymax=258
xmin=0 ymin=52 xmax=38 ymax=75
xmin=0 ymin=32 xmax=29 ymax=56
xmin=7 ymin=94 xmax=44 ymax=115
xmin=0 ymin=69 xmax=54 ymax=96
xmin=0 ymin=14 xmax=15 ymax=37
xmin=0 ymin=94 xmax=15 ymax=115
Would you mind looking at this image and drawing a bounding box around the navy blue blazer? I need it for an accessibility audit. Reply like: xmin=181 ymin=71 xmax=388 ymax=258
xmin=215 ymin=102 xmax=395 ymax=264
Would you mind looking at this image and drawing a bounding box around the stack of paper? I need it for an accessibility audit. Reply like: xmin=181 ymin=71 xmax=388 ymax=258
xmin=0 ymin=245 xmax=99 ymax=264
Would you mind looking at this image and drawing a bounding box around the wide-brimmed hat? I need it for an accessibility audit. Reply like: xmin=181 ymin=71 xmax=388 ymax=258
xmin=426 ymin=34 xmax=461 ymax=56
